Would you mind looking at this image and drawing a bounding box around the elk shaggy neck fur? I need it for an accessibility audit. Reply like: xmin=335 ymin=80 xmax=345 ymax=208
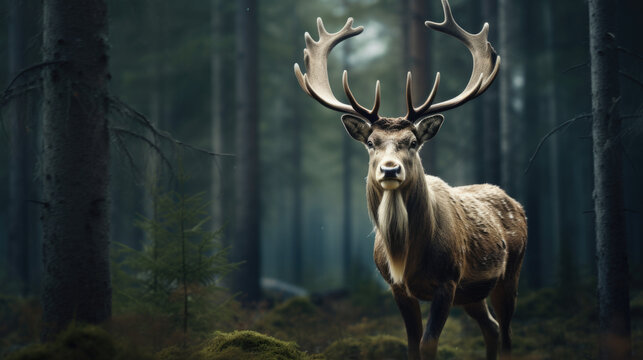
xmin=367 ymin=156 xmax=438 ymax=284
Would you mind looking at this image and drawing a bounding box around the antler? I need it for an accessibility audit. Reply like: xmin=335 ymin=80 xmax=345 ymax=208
xmin=405 ymin=0 xmax=501 ymax=123
xmin=294 ymin=18 xmax=381 ymax=123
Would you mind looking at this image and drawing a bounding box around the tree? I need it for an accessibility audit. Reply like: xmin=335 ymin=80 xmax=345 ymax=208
xmin=291 ymin=1 xmax=303 ymax=286
xmin=231 ymin=0 xmax=261 ymax=302
xmin=7 ymin=0 xmax=31 ymax=296
xmin=403 ymin=0 xmax=434 ymax=174
xmin=41 ymin=0 xmax=111 ymax=340
xmin=480 ymin=0 xmax=500 ymax=185
xmin=112 ymin=182 xmax=236 ymax=346
xmin=588 ymin=0 xmax=631 ymax=358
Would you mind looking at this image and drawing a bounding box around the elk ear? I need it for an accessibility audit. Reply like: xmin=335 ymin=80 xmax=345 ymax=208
xmin=415 ymin=114 xmax=444 ymax=143
xmin=341 ymin=114 xmax=371 ymax=143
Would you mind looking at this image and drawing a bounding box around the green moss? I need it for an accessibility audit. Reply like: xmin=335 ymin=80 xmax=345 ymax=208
xmin=323 ymin=335 xmax=406 ymax=360
xmin=196 ymin=330 xmax=307 ymax=360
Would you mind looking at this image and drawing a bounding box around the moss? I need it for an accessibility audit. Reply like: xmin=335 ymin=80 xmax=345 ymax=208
xmin=260 ymin=297 xmax=319 ymax=329
xmin=196 ymin=330 xmax=307 ymax=360
xmin=323 ymin=335 xmax=406 ymax=360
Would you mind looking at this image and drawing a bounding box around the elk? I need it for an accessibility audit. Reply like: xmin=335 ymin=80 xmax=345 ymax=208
xmin=294 ymin=1 xmax=527 ymax=359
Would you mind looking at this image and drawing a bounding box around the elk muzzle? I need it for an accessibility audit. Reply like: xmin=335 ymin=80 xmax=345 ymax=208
xmin=377 ymin=160 xmax=405 ymax=190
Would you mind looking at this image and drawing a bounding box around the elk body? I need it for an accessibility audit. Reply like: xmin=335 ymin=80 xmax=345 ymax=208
xmin=294 ymin=1 xmax=527 ymax=359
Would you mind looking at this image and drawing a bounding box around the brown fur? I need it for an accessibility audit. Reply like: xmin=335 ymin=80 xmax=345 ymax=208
xmin=362 ymin=118 xmax=527 ymax=360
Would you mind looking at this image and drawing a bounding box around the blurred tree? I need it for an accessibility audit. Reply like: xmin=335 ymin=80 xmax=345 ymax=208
xmin=498 ymin=0 xmax=524 ymax=198
xmin=291 ymin=0 xmax=304 ymax=286
xmin=40 ymin=0 xmax=112 ymax=339
xmin=341 ymin=0 xmax=352 ymax=287
xmin=7 ymin=0 xmax=31 ymax=296
xmin=479 ymin=0 xmax=500 ymax=185
xmin=231 ymin=0 xmax=261 ymax=302
xmin=211 ymin=0 xmax=225 ymax=235
xmin=403 ymin=0 xmax=434 ymax=174
xmin=588 ymin=0 xmax=631 ymax=358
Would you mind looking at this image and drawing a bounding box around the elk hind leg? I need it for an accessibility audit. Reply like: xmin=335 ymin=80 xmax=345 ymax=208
xmin=463 ymin=300 xmax=499 ymax=360
xmin=491 ymin=243 xmax=525 ymax=358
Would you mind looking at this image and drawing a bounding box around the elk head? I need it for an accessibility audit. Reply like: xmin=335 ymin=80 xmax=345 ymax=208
xmin=294 ymin=0 xmax=500 ymax=191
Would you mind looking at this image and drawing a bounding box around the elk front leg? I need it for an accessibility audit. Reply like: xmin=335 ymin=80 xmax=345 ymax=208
xmin=392 ymin=285 xmax=423 ymax=360
xmin=420 ymin=281 xmax=456 ymax=360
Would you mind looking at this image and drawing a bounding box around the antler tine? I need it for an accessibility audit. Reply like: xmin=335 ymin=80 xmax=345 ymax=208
xmin=405 ymin=71 xmax=441 ymax=122
xmin=409 ymin=0 xmax=500 ymax=118
xmin=294 ymin=17 xmax=381 ymax=123
xmin=343 ymin=70 xmax=380 ymax=121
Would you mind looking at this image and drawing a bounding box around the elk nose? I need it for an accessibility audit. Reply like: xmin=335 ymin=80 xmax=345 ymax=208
xmin=380 ymin=164 xmax=401 ymax=178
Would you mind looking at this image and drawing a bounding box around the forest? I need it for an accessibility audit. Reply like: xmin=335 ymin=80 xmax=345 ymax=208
xmin=0 ymin=0 xmax=642 ymax=359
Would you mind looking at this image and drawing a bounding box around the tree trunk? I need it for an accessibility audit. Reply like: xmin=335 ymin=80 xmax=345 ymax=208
xmin=211 ymin=0 xmax=224 ymax=233
xmin=498 ymin=0 xmax=520 ymax=195
xmin=543 ymin=0 xmax=561 ymax=288
xmin=41 ymin=0 xmax=111 ymax=340
xmin=588 ymin=0 xmax=631 ymax=358
xmin=403 ymin=0 xmax=435 ymax=174
xmin=291 ymin=2 xmax=303 ymax=286
xmin=480 ymin=0 xmax=500 ymax=185
xmin=7 ymin=0 xmax=31 ymax=296
xmin=341 ymin=0 xmax=352 ymax=287
xmin=231 ymin=0 xmax=261 ymax=302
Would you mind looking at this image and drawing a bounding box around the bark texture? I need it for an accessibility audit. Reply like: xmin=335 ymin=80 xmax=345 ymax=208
xmin=231 ymin=0 xmax=261 ymax=302
xmin=41 ymin=0 xmax=111 ymax=340
xmin=588 ymin=0 xmax=631 ymax=358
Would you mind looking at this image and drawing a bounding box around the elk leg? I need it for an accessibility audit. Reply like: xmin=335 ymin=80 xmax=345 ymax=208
xmin=420 ymin=282 xmax=456 ymax=360
xmin=490 ymin=280 xmax=517 ymax=359
xmin=491 ymin=243 xmax=525 ymax=359
xmin=392 ymin=286 xmax=423 ymax=360
xmin=463 ymin=300 xmax=500 ymax=360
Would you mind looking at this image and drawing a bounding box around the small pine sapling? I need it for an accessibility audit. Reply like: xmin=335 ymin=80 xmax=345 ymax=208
xmin=112 ymin=176 xmax=237 ymax=347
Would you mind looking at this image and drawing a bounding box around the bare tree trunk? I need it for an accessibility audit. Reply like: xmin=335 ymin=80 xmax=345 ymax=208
xmin=588 ymin=0 xmax=631 ymax=358
xmin=403 ymin=0 xmax=435 ymax=173
xmin=211 ymin=0 xmax=224 ymax=233
xmin=291 ymin=2 xmax=304 ymax=286
xmin=231 ymin=0 xmax=261 ymax=302
xmin=498 ymin=0 xmax=521 ymax=195
xmin=341 ymin=0 xmax=352 ymax=287
xmin=7 ymin=0 xmax=31 ymax=296
xmin=41 ymin=0 xmax=111 ymax=340
xmin=480 ymin=0 xmax=500 ymax=186
xmin=543 ymin=0 xmax=561 ymax=287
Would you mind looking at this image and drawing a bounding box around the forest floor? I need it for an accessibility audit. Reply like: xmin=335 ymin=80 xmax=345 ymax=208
xmin=2 ymin=284 xmax=643 ymax=359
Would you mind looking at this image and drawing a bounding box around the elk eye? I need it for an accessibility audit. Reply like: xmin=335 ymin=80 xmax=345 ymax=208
xmin=410 ymin=140 xmax=418 ymax=149
xmin=367 ymin=140 xmax=374 ymax=149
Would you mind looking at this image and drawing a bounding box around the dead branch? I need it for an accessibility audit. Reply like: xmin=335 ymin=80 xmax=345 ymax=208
xmin=619 ymin=71 xmax=643 ymax=89
xmin=110 ymin=126 xmax=175 ymax=176
xmin=2 ymin=60 xmax=66 ymax=96
xmin=618 ymin=46 xmax=643 ymax=62
xmin=562 ymin=62 xmax=588 ymax=74
xmin=524 ymin=113 xmax=591 ymax=174
xmin=108 ymin=96 xmax=235 ymax=158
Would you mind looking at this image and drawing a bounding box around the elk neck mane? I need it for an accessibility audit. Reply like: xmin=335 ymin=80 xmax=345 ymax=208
xmin=367 ymin=165 xmax=438 ymax=284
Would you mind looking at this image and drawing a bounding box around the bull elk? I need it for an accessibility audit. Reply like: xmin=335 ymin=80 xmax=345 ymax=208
xmin=294 ymin=0 xmax=527 ymax=359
